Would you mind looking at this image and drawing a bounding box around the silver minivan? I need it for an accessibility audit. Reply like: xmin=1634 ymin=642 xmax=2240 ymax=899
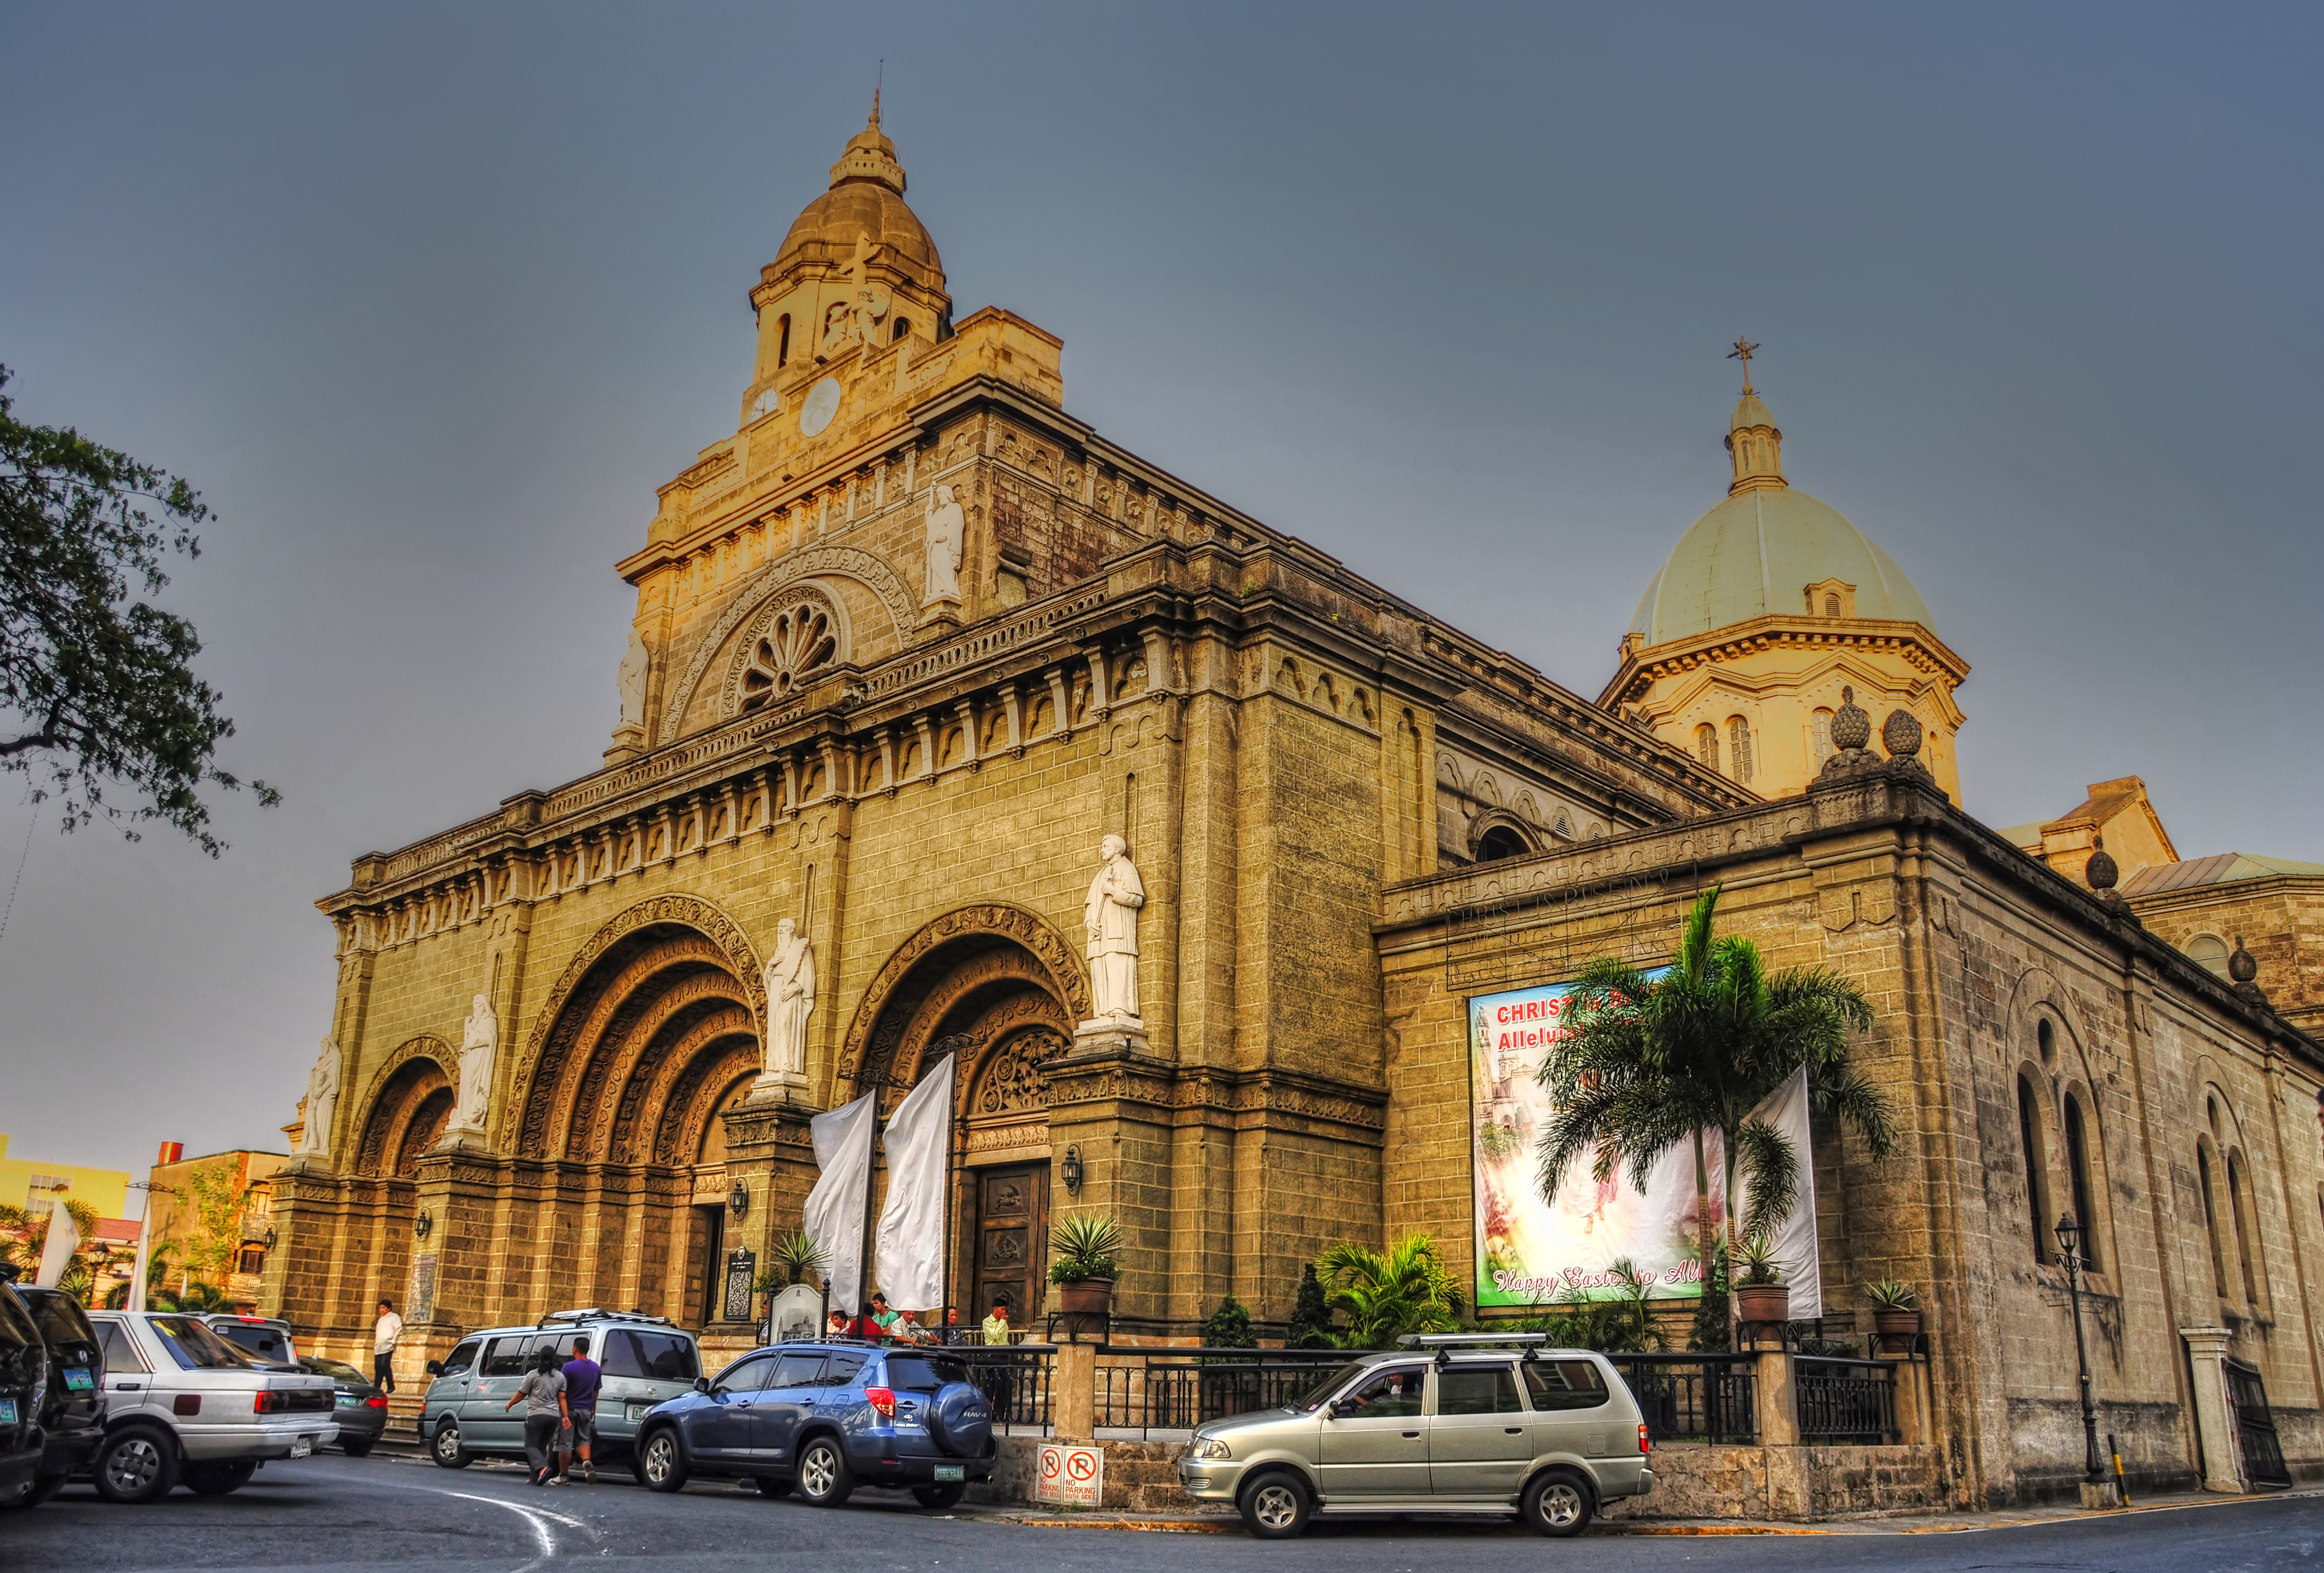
xmin=421 ymin=1309 xmax=701 ymax=1474
xmin=1177 ymin=1334 xmax=1654 ymax=1538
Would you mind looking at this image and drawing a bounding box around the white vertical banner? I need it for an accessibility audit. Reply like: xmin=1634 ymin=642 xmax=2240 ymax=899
xmin=34 ymin=1197 xmax=80 ymax=1288
xmin=1736 ymin=1067 xmax=1822 ymax=1320
xmin=873 ymin=1053 xmax=956 ymax=1313
xmin=802 ymin=1092 xmax=878 ymax=1314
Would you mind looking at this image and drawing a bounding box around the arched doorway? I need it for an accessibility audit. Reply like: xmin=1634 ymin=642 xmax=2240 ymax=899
xmin=840 ymin=906 xmax=1083 ymax=1327
xmin=349 ymin=1043 xmax=455 ymax=1332
xmin=510 ymin=903 xmax=764 ymax=1322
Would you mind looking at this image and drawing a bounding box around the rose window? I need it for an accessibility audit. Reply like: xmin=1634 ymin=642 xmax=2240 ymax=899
xmin=739 ymin=599 xmax=837 ymax=711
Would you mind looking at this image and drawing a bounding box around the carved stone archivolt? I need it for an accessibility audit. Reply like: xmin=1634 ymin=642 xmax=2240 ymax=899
xmin=353 ymin=1038 xmax=457 ymax=1177
xmin=838 ymin=903 xmax=1089 ymax=1093
xmin=969 ymin=1024 xmax=1070 ymax=1118
xmin=504 ymin=895 xmax=763 ymax=1156
xmin=659 ymin=547 xmax=916 ymax=745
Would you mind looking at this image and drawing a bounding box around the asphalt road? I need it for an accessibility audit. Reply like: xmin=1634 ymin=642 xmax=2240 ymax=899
xmin=3 ymin=1453 xmax=2319 ymax=1573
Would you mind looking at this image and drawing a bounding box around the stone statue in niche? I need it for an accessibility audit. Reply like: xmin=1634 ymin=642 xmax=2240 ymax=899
xmin=616 ymin=629 xmax=649 ymax=729
xmin=450 ymin=993 xmax=497 ymax=1134
xmin=1082 ymin=834 xmax=1145 ymax=1025
xmin=295 ymin=1036 xmax=342 ymax=1156
xmin=923 ymin=485 xmax=965 ymax=604
xmin=759 ymin=917 xmax=816 ymax=1088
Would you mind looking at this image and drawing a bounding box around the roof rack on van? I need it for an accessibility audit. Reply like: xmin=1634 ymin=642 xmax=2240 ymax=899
xmin=537 ymin=1308 xmax=678 ymax=1329
xmin=1395 ymin=1332 xmax=1546 ymax=1347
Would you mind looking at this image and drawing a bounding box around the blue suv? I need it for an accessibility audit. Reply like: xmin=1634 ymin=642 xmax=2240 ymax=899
xmin=636 ymin=1341 xmax=994 ymax=1508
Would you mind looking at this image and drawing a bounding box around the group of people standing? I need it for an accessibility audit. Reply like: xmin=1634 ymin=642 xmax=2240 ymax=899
xmin=503 ymin=1334 xmax=603 ymax=1486
xmin=815 ymin=1292 xmax=1022 ymax=1346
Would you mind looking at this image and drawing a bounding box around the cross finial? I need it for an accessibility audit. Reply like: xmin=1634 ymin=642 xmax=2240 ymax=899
xmin=1728 ymin=336 xmax=1761 ymax=394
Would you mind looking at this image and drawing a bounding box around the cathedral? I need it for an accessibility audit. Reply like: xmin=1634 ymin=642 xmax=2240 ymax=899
xmin=267 ymin=105 xmax=2324 ymax=1506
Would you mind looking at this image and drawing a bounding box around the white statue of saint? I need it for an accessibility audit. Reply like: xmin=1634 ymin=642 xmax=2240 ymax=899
xmin=924 ymin=484 xmax=965 ymax=604
xmin=760 ymin=917 xmax=816 ymax=1086
xmin=296 ymin=1036 xmax=342 ymax=1156
xmin=453 ymin=993 xmax=497 ymax=1132
xmin=615 ymin=629 xmax=649 ymax=730
xmin=1083 ymin=834 xmax=1145 ymax=1023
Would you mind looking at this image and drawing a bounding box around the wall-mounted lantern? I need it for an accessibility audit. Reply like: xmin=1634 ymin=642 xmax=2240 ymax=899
xmin=413 ymin=1209 xmax=433 ymax=1240
xmin=728 ymin=1181 xmax=751 ymax=1220
xmin=1061 ymin=1146 xmax=1084 ymax=1197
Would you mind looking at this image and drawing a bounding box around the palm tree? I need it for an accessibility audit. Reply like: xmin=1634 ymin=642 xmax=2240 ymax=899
xmin=1534 ymin=886 xmax=1898 ymax=1310
xmin=1316 ymin=1234 xmax=1465 ymax=1348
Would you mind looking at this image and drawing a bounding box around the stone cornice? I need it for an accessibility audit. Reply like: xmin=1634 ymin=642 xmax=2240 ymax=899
xmin=1597 ymin=613 xmax=1971 ymax=710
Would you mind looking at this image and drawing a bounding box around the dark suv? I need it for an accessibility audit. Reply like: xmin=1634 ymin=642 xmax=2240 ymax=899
xmin=0 ymin=1274 xmax=46 ymax=1507
xmin=637 ymin=1342 xmax=994 ymax=1508
xmin=8 ymin=1283 xmax=106 ymax=1508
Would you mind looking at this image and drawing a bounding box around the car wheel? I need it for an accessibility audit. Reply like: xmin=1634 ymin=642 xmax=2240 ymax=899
xmin=93 ymin=1428 xmax=179 ymax=1504
xmin=1522 ymin=1469 xmax=1594 ymax=1538
xmin=910 ymin=1482 xmax=966 ymax=1509
xmin=184 ymin=1461 xmax=258 ymax=1497
xmin=342 ymin=1437 xmax=375 ymax=1459
xmin=794 ymin=1437 xmax=852 ymax=1507
xmin=431 ymin=1418 xmax=472 ymax=1469
xmin=640 ymin=1429 xmax=689 ymax=1493
xmin=753 ymin=1475 xmax=792 ymax=1499
xmin=1239 ymin=1471 xmax=1312 ymax=1539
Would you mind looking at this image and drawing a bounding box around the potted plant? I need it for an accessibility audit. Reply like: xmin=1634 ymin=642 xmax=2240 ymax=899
xmin=1732 ymin=1231 xmax=1790 ymax=1325
xmin=1865 ymin=1278 xmax=1921 ymax=1338
xmin=1048 ymin=1213 xmax=1123 ymax=1316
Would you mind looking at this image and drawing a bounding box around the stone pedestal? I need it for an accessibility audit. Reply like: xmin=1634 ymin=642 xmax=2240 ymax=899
xmin=1875 ymin=1351 xmax=1938 ymax=1446
xmin=1754 ymin=1350 xmax=1798 ymax=1446
xmin=917 ymin=599 xmax=964 ymax=638
xmin=1053 ymin=1339 xmax=1098 ymax=1442
xmin=2180 ymin=1326 xmax=2246 ymax=1493
xmin=604 ymin=724 xmax=646 ymax=766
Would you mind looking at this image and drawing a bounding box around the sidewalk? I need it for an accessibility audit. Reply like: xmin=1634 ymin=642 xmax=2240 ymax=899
xmin=962 ymin=1483 xmax=2319 ymax=1537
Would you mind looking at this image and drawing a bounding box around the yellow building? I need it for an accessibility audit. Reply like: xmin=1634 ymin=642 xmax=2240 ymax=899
xmin=1600 ymin=370 xmax=1969 ymax=803
xmin=0 ymin=1134 xmax=130 ymax=1222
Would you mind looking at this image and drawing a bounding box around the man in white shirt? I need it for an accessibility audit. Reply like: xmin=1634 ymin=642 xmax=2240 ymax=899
xmin=374 ymin=1298 xmax=404 ymax=1393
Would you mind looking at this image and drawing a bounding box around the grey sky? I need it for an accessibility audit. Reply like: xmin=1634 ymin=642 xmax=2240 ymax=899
xmin=3 ymin=3 xmax=2317 ymax=1179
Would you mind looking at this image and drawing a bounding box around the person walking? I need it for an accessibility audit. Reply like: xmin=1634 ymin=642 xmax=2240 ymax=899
xmin=503 ymin=1346 xmax=568 ymax=1486
xmin=372 ymin=1299 xmax=403 ymax=1393
xmin=558 ymin=1335 xmax=600 ymax=1484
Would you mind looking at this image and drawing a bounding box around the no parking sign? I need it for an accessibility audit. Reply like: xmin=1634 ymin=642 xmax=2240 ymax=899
xmin=1035 ymin=1443 xmax=1104 ymax=1508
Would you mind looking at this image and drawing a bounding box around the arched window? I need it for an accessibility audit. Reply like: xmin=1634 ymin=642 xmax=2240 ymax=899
xmin=1726 ymin=718 xmax=1754 ymax=785
xmin=2063 ymin=1095 xmax=2100 ymax=1271
xmin=1812 ymin=709 xmax=1834 ymax=764
xmin=2185 ymin=934 xmax=2231 ymax=977
xmin=1476 ymin=825 xmax=1529 ymax=862
xmin=2227 ymin=1151 xmax=2263 ymax=1309
xmin=894 ymin=317 xmax=912 ymax=341
xmin=2017 ymin=1076 xmax=2050 ymax=1263
xmin=2038 ymin=1018 xmax=2056 ymax=1062
xmin=777 ymin=313 xmax=792 ymax=366
xmin=1694 ymin=723 xmax=1719 ymax=774
xmin=1823 ymin=594 xmax=1841 ymax=617
xmin=2198 ymin=1143 xmax=2229 ymax=1297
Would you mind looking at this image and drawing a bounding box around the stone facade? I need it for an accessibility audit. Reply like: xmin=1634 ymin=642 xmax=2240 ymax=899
xmin=263 ymin=107 xmax=2324 ymax=1509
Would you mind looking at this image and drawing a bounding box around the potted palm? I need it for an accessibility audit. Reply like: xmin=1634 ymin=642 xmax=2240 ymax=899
xmin=1866 ymin=1278 xmax=1921 ymax=1338
xmin=1732 ymin=1231 xmax=1790 ymax=1325
xmin=1048 ymin=1213 xmax=1123 ymax=1316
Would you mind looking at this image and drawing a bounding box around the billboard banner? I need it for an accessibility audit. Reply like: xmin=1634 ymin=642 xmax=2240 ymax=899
xmin=1470 ymin=975 xmax=1707 ymax=1310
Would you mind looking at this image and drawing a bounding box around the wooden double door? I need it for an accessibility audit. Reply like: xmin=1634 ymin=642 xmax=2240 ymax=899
xmin=968 ymin=1161 xmax=1050 ymax=1332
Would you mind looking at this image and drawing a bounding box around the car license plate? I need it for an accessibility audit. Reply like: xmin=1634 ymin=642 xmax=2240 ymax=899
xmin=0 ymin=1398 xmax=15 ymax=1425
xmin=933 ymin=1463 xmax=964 ymax=1482
xmin=64 ymin=1367 xmax=94 ymax=1392
xmin=337 ymin=1393 xmax=361 ymax=1406
xmin=290 ymin=1435 xmax=315 ymax=1459
xmin=627 ymin=1402 xmax=649 ymax=1422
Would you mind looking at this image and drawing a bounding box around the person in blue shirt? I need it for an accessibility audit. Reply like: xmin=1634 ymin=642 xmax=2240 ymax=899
xmin=558 ymin=1335 xmax=602 ymax=1484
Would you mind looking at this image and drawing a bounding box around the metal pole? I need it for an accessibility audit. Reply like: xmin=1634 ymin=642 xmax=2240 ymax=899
xmin=2066 ymin=1248 xmax=2102 ymax=1483
xmin=855 ymin=1101 xmax=879 ymax=1321
xmin=938 ymin=1098 xmax=955 ymax=1344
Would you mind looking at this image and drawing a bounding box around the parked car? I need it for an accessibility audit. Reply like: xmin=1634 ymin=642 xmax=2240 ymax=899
xmin=422 ymin=1309 xmax=701 ymax=1473
xmin=6 ymin=1280 xmax=107 ymax=1508
xmin=634 ymin=1340 xmax=996 ymax=1508
xmin=1176 ymin=1333 xmax=1655 ymax=1538
xmin=296 ymin=1357 xmax=387 ymax=1456
xmin=83 ymin=1311 xmax=337 ymax=1502
xmin=199 ymin=1314 xmax=300 ymax=1370
xmin=0 ymin=1276 xmax=48 ymax=1507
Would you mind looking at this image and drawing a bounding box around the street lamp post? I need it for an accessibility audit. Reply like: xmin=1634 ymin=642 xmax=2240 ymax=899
xmin=2054 ymin=1212 xmax=2108 ymax=1504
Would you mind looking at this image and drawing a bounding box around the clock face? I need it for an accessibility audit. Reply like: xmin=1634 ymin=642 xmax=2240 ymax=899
xmin=799 ymin=378 xmax=842 ymax=438
xmin=749 ymin=386 xmax=780 ymax=419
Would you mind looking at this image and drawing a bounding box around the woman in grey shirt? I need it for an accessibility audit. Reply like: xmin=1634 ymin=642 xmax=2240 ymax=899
xmin=503 ymin=1346 xmax=568 ymax=1485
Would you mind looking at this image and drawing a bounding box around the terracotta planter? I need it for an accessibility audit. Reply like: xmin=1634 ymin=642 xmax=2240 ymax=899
xmin=1734 ymin=1284 xmax=1791 ymax=1323
xmin=1057 ymin=1278 xmax=1115 ymax=1316
xmin=1873 ymin=1309 xmax=1922 ymax=1339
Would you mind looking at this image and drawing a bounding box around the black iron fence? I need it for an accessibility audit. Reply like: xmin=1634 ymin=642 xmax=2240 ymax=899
xmin=1608 ymin=1353 xmax=1759 ymax=1443
xmin=1094 ymin=1348 xmax=1356 ymax=1438
xmin=957 ymin=1343 xmax=1055 ymax=1433
xmin=1794 ymin=1356 xmax=1898 ymax=1444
